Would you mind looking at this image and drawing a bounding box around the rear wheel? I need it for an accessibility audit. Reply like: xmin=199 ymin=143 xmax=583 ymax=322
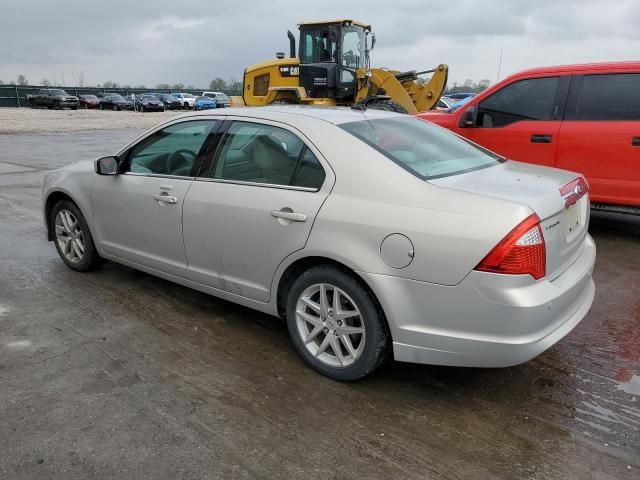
xmin=51 ymin=200 xmax=102 ymax=272
xmin=286 ymin=266 xmax=389 ymax=381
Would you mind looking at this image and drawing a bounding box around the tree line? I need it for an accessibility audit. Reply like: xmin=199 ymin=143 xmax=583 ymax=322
xmin=445 ymin=78 xmax=492 ymax=94
xmin=0 ymin=74 xmax=494 ymax=94
xmin=0 ymin=74 xmax=243 ymax=92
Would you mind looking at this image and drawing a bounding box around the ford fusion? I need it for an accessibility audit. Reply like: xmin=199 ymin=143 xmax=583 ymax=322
xmin=42 ymin=106 xmax=596 ymax=380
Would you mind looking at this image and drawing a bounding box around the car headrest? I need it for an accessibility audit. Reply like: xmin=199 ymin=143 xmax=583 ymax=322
xmin=250 ymin=136 xmax=291 ymax=171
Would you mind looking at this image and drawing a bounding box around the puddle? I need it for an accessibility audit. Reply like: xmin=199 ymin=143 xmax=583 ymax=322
xmin=617 ymin=375 xmax=640 ymax=396
xmin=6 ymin=340 xmax=32 ymax=348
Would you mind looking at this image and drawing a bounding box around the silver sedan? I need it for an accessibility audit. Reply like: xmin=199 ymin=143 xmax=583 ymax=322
xmin=42 ymin=106 xmax=596 ymax=380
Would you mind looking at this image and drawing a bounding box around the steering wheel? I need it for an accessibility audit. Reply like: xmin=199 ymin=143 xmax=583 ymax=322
xmin=166 ymin=149 xmax=197 ymax=175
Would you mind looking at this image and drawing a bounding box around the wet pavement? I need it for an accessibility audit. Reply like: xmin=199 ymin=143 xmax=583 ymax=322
xmin=0 ymin=129 xmax=639 ymax=479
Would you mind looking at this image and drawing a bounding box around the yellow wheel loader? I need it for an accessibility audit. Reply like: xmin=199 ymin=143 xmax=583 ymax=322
xmin=234 ymin=19 xmax=448 ymax=113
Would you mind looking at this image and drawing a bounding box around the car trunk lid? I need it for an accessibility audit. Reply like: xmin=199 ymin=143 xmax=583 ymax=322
xmin=430 ymin=161 xmax=590 ymax=280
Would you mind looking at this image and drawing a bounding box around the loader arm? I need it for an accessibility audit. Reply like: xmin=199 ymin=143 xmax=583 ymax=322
xmin=355 ymin=64 xmax=448 ymax=113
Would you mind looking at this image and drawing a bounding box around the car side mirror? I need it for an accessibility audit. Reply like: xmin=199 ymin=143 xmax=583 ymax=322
xmin=458 ymin=106 xmax=477 ymax=128
xmin=95 ymin=156 xmax=120 ymax=175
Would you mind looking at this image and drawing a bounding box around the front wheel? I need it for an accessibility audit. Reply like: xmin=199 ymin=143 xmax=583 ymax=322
xmin=51 ymin=200 xmax=103 ymax=272
xmin=286 ymin=266 xmax=389 ymax=381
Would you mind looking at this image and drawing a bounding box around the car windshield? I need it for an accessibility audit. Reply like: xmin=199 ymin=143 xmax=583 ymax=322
xmin=182 ymin=93 xmax=195 ymax=98
xmin=51 ymin=89 xmax=68 ymax=96
xmin=140 ymin=95 xmax=158 ymax=101
xmin=81 ymin=95 xmax=97 ymax=100
xmin=111 ymin=94 xmax=124 ymax=100
xmin=340 ymin=116 xmax=502 ymax=179
xmin=196 ymin=97 xmax=210 ymax=101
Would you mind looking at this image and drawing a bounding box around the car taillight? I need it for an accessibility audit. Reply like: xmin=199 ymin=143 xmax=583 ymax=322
xmin=475 ymin=214 xmax=546 ymax=280
xmin=559 ymin=177 xmax=589 ymax=209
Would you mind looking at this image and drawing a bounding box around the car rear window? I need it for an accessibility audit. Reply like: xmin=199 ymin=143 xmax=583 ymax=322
xmin=340 ymin=117 xmax=502 ymax=179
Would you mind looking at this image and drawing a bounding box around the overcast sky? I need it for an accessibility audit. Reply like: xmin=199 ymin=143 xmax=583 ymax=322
xmin=1 ymin=0 xmax=639 ymax=88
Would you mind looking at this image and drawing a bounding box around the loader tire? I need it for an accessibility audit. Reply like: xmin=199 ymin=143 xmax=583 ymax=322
xmin=365 ymin=99 xmax=408 ymax=114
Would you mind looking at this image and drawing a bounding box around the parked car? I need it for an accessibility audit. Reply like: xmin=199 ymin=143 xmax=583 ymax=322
xmin=194 ymin=96 xmax=216 ymax=110
xmin=78 ymin=94 xmax=100 ymax=109
xmin=448 ymin=96 xmax=473 ymax=111
xmin=202 ymin=91 xmax=231 ymax=107
xmin=99 ymin=94 xmax=134 ymax=111
xmin=27 ymin=89 xmax=79 ymax=109
xmin=171 ymin=92 xmax=196 ymax=109
xmin=42 ymin=106 xmax=595 ymax=380
xmin=418 ymin=62 xmax=640 ymax=213
xmin=153 ymin=93 xmax=182 ymax=110
xmin=434 ymin=96 xmax=454 ymax=111
xmin=135 ymin=94 xmax=165 ymax=112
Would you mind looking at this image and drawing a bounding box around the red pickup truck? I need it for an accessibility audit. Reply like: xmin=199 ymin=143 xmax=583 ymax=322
xmin=418 ymin=62 xmax=640 ymax=213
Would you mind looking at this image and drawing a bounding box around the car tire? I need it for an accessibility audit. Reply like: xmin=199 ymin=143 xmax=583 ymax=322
xmin=286 ymin=266 xmax=389 ymax=381
xmin=51 ymin=200 xmax=103 ymax=272
xmin=99 ymin=104 xmax=103 ymax=110
xmin=140 ymin=105 xmax=144 ymax=112
xmin=115 ymin=106 xmax=120 ymax=111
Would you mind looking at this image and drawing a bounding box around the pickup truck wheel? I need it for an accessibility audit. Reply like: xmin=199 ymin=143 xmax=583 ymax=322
xmin=115 ymin=106 xmax=120 ymax=111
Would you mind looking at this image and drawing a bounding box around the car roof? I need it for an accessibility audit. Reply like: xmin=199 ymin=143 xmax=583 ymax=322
xmin=511 ymin=61 xmax=640 ymax=78
xmin=180 ymin=105 xmax=405 ymax=125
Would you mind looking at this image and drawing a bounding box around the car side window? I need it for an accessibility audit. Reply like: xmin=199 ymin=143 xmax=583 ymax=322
xmin=126 ymin=120 xmax=216 ymax=177
xmin=576 ymin=73 xmax=640 ymax=121
xmin=291 ymin=148 xmax=326 ymax=189
xmin=213 ymin=121 xmax=324 ymax=189
xmin=476 ymin=77 xmax=560 ymax=127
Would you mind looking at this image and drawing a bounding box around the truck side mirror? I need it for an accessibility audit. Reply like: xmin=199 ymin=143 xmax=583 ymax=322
xmin=95 ymin=156 xmax=120 ymax=175
xmin=458 ymin=106 xmax=476 ymax=128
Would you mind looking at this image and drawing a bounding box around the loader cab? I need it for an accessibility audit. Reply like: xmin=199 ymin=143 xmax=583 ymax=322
xmin=298 ymin=19 xmax=371 ymax=101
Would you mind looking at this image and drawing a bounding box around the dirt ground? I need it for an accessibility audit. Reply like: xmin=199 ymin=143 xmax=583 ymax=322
xmin=0 ymin=107 xmax=180 ymax=134
xmin=0 ymin=120 xmax=639 ymax=479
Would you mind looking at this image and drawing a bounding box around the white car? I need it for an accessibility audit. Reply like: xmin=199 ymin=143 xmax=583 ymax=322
xmin=171 ymin=92 xmax=196 ymax=109
xmin=42 ymin=106 xmax=595 ymax=380
xmin=202 ymin=91 xmax=231 ymax=107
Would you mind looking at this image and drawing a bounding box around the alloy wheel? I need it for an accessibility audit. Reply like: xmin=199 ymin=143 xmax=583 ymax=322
xmin=54 ymin=209 xmax=85 ymax=264
xmin=295 ymin=283 xmax=366 ymax=368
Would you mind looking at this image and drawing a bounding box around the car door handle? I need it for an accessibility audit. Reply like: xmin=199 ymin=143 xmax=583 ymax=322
xmin=271 ymin=209 xmax=307 ymax=222
xmin=632 ymin=136 xmax=640 ymax=146
xmin=153 ymin=194 xmax=178 ymax=204
xmin=531 ymin=134 xmax=552 ymax=143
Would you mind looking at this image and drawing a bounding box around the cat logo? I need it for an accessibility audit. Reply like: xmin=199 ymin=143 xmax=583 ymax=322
xmin=279 ymin=66 xmax=300 ymax=77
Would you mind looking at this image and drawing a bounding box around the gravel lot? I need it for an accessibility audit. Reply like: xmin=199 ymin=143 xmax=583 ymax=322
xmin=0 ymin=107 xmax=181 ymax=134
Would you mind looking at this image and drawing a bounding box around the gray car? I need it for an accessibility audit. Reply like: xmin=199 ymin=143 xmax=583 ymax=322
xmin=42 ymin=106 xmax=596 ymax=380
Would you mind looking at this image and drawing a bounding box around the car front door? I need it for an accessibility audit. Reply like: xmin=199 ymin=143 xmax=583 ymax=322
xmin=182 ymin=119 xmax=333 ymax=302
xmin=454 ymin=76 xmax=567 ymax=167
xmin=557 ymin=72 xmax=640 ymax=206
xmin=92 ymin=119 xmax=220 ymax=277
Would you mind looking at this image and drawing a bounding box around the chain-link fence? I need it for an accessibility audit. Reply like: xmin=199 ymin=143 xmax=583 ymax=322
xmin=0 ymin=85 xmax=242 ymax=108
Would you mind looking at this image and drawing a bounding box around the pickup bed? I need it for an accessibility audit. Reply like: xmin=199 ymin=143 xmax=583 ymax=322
xmin=27 ymin=89 xmax=79 ymax=109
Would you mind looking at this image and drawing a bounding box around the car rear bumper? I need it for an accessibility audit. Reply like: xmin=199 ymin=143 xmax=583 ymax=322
xmin=359 ymin=234 xmax=596 ymax=368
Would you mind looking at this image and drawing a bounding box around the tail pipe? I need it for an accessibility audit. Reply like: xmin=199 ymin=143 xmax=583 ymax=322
xmin=287 ymin=30 xmax=296 ymax=58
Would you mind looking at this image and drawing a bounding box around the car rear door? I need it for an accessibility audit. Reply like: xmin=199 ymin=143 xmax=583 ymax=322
xmin=557 ymin=72 xmax=640 ymax=207
xmin=182 ymin=118 xmax=334 ymax=303
xmin=454 ymin=76 xmax=569 ymax=167
xmin=92 ymin=119 xmax=221 ymax=277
